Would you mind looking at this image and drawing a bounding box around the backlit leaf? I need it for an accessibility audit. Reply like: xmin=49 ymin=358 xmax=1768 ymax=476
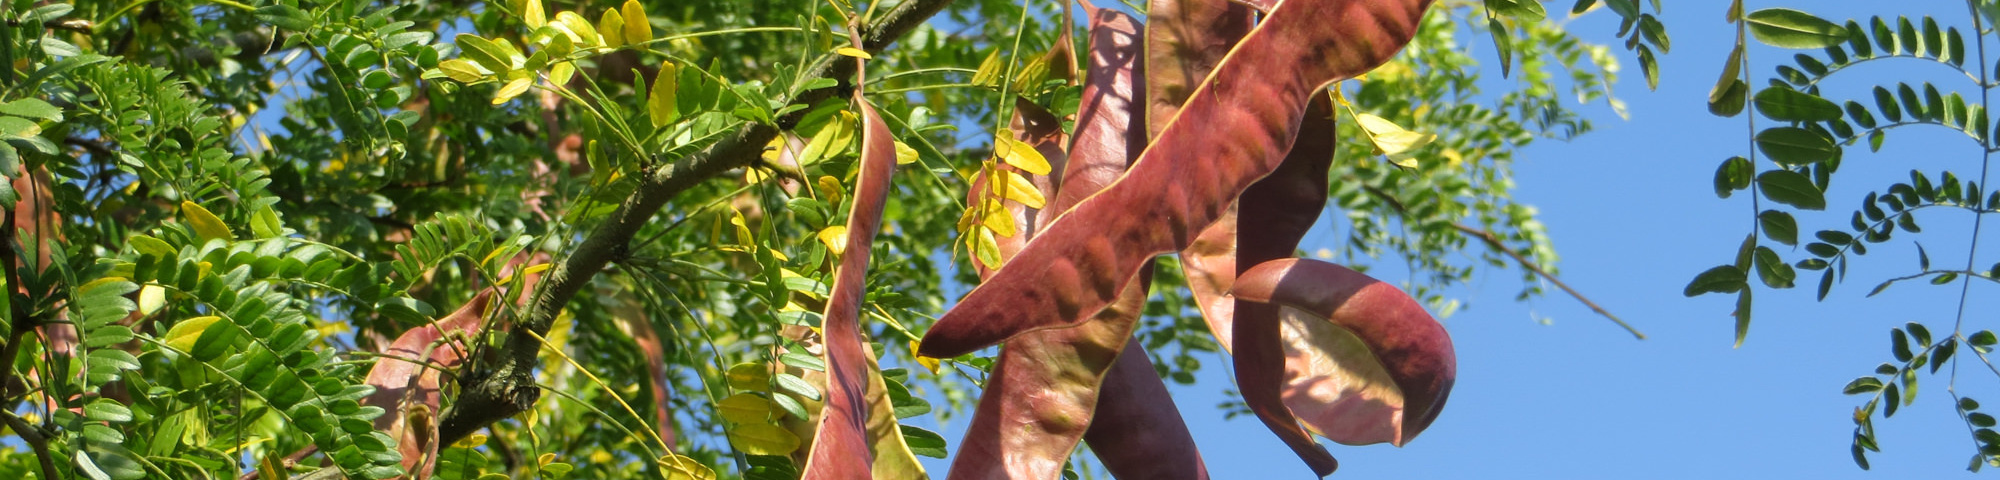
xmin=1759 ymin=210 xmax=1798 ymax=246
xmin=727 ymin=362 xmax=771 ymax=391
xmin=599 ymin=9 xmax=626 ymax=48
xmin=180 ymin=201 xmax=233 ymax=242
xmin=985 ymin=169 xmax=1046 ymax=209
xmin=718 ymin=394 xmax=776 ymax=424
xmin=554 ymin=12 xmax=601 ymax=46
xmin=492 ymin=77 xmax=533 ymax=105
xmin=1684 ymin=265 xmax=1747 ymax=296
xmin=818 ymin=226 xmax=848 ymax=257
xmin=438 ymin=59 xmax=488 ymax=83
xmin=658 ymin=455 xmax=716 ymax=480
xmin=164 ymin=316 xmax=222 ymax=353
xmin=455 ymin=34 xmax=516 ymax=74
xmin=995 ymin=136 xmax=1051 ymax=175
xmin=1755 ymin=127 xmax=1837 ymax=165
xmin=729 ymin=424 xmax=801 ymax=456
xmin=521 ymin=0 xmax=545 ymax=28
xmin=834 ymin=47 xmax=872 ymax=59
xmin=1758 ymin=169 xmax=1827 ymax=210
xmin=649 ymin=61 xmax=680 ymax=128
xmin=1754 ymin=87 xmax=1841 ymax=122
xmin=1747 ymin=8 xmax=1848 ymax=49
xmin=1354 ymin=113 xmax=1436 ymax=158
xmin=620 ymin=0 xmax=652 ymax=45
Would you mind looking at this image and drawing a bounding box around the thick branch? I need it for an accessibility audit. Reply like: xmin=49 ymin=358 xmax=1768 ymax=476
xmin=1 ymin=409 xmax=58 ymax=480
xmin=435 ymin=0 xmax=957 ymax=448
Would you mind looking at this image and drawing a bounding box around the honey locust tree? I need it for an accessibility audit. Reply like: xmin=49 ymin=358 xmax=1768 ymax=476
xmin=0 ymin=0 xmax=1658 ymax=477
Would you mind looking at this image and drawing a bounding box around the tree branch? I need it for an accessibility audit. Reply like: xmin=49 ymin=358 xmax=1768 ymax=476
xmin=1448 ymin=222 xmax=1644 ymax=339
xmin=1 ymin=409 xmax=58 ymax=480
xmin=1356 ymin=184 xmax=1641 ymax=339
xmin=435 ymin=0 xmax=958 ymax=448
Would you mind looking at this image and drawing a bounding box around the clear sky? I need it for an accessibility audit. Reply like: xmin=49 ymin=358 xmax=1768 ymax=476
xmin=923 ymin=2 xmax=2000 ymax=478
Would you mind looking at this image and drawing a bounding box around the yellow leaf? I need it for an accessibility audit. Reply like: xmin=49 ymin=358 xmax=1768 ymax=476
xmin=456 ymin=433 xmax=489 ymax=448
xmin=138 ymin=284 xmax=166 ymax=316
xmin=129 ymin=235 xmax=176 ymax=258
xmin=548 ymin=61 xmax=575 ymax=86
xmin=658 ymin=455 xmax=717 ymax=480
xmin=970 ymin=50 xmax=1004 ymax=87
xmin=971 ymin=227 xmax=1002 ymax=270
xmin=729 ymin=208 xmax=754 ymax=244
xmin=164 ymin=316 xmax=222 ymax=353
xmin=726 ymin=423 xmax=801 ymax=456
xmin=620 ymin=0 xmax=652 ymax=45
xmin=978 ymin=198 xmax=1016 ymax=238
xmin=1010 ymin=55 xmax=1050 ymax=93
xmin=812 ymin=226 xmax=844 ymax=258
xmin=648 ymin=61 xmax=680 ymax=128
xmin=986 ymin=169 xmax=1046 ymax=209
xmin=1353 ymin=113 xmax=1435 ymax=158
xmin=995 ymin=136 xmax=1051 ymax=175
xmin=762 ymin=135 xmax=787 ymax=164
xmin=598 ymin=9 xmax=626 ymax=48
xmin=257 ymin=452 xmax=284 ymax=480
xmin=538 ymin=453 xmax=556 ymax=467
xmin=554 ymin=11 xmax=601 ymax=46
xmin=492 ymin=76 xmax=533 ymax=105
xmin=834 ymin=46 xmax=872 ymax=59
xmin=717 ymin=393 xmax=776 ymax=424
xmin=797 ymin=111 xmax=856 ymax=166
xmin=180 ymin=201 xmax=233 ymax=242
xmin=438 ymin=59 xmax=489 ymax=83
xmin=521 ymin=0 xmax=546 ymax=28
xmin=893 ymin=140 xmax=917 ymax=165
xmin=815 ymin=176 xmax=844 ymax=206
xmin=954 ymin=199 xmax=978 ymax=233
xmin=726 ymin=362 xmax=770 ymax=390
xmin=910 ymin=340 xmax=939 ymax=374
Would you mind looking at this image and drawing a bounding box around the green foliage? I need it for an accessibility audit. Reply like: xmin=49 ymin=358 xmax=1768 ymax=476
xmin=1694 ymin=0 xmax=2000 ymax=472
xmin=0 ymin=0 xmax=1649 ymax=476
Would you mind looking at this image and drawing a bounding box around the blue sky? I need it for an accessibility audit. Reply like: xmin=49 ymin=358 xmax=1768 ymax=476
xmin=924 ymin=2 xmax=2000 ymax=478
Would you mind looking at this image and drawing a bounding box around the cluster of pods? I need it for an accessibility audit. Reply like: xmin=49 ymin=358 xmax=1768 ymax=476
xmin=805 ymin=0 xmax=1457 ymax=477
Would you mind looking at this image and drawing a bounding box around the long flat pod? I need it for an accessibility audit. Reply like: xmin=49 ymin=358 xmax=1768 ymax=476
xmin=1147 ymin=0 xmax=1256 ymax=346
xmin=362 ymin=291 xmax=493 ymax=479
xmin=802 ymin=93 xmax=927 ymax=480
xmin=946 ymin=10 xmax=1187 ymax=479
xmin=1232 ymin=258 xmax=1457 ymax=447
xmin=1227 ymin=95 xmax=1341 ymax=474
xmin=612 ymin=294 xmax=679 ymax=449
xmin=920 ymin=0 xmax=1434 ymax=358
xmin=1145 ymin=0 xmax=1256 ymax=140
xmin=1079 ymin=340 xmax=1208 ymax=479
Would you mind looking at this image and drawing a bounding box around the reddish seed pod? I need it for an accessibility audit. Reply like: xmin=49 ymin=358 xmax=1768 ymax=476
xmin=921 ymin=0 xmax=1435 ymax=359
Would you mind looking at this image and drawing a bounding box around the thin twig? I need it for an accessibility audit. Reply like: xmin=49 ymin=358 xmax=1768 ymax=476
xmin=1358 ymin=184 xmax=1640 ymax=338
xmin=1450 ymin=223 xmax=1644 ymax=339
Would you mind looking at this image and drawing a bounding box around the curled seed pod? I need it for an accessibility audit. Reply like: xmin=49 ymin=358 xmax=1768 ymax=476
xmin=1232 ymin=258 xmax=1458 ymax=447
